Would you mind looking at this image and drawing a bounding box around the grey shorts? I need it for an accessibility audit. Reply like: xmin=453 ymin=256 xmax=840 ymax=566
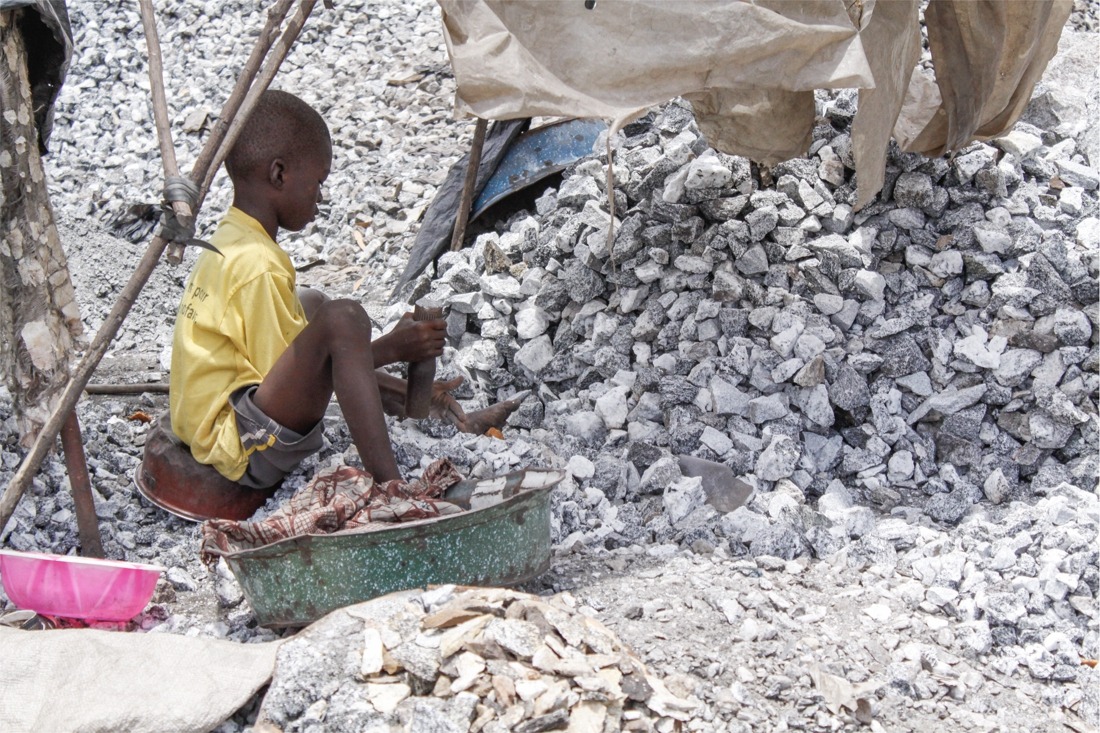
xmin=230 ymin=384 xmax=324 ymax=489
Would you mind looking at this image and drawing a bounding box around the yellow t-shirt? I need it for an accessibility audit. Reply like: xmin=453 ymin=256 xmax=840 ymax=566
xmin=169 ymin=207 xmax=307 ymax=480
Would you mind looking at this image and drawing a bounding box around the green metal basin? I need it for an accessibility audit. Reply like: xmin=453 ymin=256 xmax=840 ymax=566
xmin=223 ymin=471 xmax=560 ymax=627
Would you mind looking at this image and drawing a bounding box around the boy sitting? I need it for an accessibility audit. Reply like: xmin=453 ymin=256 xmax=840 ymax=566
xmin=170 ymin=89 xmax=514 ymax=489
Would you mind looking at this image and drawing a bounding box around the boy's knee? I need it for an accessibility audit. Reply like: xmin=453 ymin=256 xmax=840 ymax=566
xmin=314 ymin=298 xmax=373 ymax=340
xmin=297 ymin=286 xmax=328 ymax=319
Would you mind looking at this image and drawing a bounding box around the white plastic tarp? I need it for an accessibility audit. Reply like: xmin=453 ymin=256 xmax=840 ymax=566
xmin=0 ymin=626 xmax=280 ymax=733
xmin=439 ymin=0 xmax=1072 ymax=209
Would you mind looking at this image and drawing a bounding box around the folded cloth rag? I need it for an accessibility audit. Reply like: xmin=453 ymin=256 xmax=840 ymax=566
xmin=200 ymin=458 xmax=464 ymax=563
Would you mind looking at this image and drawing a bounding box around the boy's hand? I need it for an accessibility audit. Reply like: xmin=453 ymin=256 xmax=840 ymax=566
xmin=377 ymin=312 xmax=446 ymax=365
xmin=430 ymin=376 xmax=467 ymax=424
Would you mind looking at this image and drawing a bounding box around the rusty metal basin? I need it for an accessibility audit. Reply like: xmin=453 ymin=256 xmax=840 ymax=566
xmin=223 ymin=469 xmax=563 ymax=627
xmin=134 ymin=415 xmax=277 ymax=522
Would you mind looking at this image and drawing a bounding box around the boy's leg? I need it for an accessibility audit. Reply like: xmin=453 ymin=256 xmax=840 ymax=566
xmin=253 ymin=299 xmax=401 ymax=482
xmin=373 ymin=372 xmax=523 ymax=434
xmin=297 ymin=286 xmax=328 ymax=320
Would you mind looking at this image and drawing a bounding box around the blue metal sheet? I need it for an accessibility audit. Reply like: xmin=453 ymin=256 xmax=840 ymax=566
xmin=472 ymin=119 xmax=608 ymax=219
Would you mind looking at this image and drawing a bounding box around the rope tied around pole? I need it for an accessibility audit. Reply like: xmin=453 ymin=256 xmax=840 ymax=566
xmin=158 ymin=175 xmax=221 ymax=255
xmin=163 ymin=174 xmax=199 ymax=206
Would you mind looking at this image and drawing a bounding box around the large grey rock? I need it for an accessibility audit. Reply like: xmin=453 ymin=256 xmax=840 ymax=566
xmin=1053 ymin=308 xmax=1093 ymax=345
xmin=562 ymin=261 xmax=605 ymax=303
xmin=684 ymin=153 xmax=732 ymax=190
xmin=808 ymin=233 xmax=863 ymax=267
xmin=640 ymin=455 xmax=683 ymax=495
xmin=928 ymin=251 xmax=964 ymax=279
xmin=974 ymin=226 xmax=1013 ymax=254
xmin=893 ymin=172 xmax=934 ymax=209
xmin=1029 ymin=411 xmax=1075 ymax=450
xmin=852 ymin=269 xmax=887 ymax=301
xmin=664 ymin=476 xmax=707 ymax=527
xmin=995 ymin=130 xmax=1043 ymax=160
xmin=747 ymin=393 xmax=790 ymax=423
xmin=563 ymin=411 xmax=607 ymax=446
xmin=749 ymin=523 xmax=808 ymax=560
xmin=755 ymin=435 xmax=800 ymax=482
xmin=699 ymin=425 xmax=734 ymax=457
xmin=907 ymin=385 xmax=988 ymax=423
xmin=829 ymin=365 xmax=870 ymax=411
xmin=953 ymin=144 xmax=998 ymax=182
xmin=793 ymin=384 xmax=833 ymax=427
xmin=710 ymin=377 xmax=751 ymax=416
xmin=514 ymin=335 xmax=554 ymax=373
xmin=1055 ymin=160 xmax=1099 ymax=190
xmin=557 ymin=175 xmax=603 ymax=207
xmin=595 ymin=386 xmax=631 ymax=429
xmin=994 ymin=349 xmax=1043 ymax=387
xmin=925 ymin=489 xmax=973 ymax=525
xmin=735 ymin=244 xmax=770 ymax=275
xmin=719 ymin=506 xmax=770 ymax=545
xmin=515 ymin=306 xmax=550 ymax=339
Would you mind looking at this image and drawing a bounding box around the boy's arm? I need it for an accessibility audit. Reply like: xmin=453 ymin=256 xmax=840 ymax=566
xmin=373 ymin=314 xmax=446 ymax=368
xmin=295 ymin=292 xmax=441 ymax=366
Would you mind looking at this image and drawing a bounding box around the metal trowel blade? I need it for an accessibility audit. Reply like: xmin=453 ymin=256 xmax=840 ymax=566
xmin=444 ymin=468 xmax=566 ymax=510
xmin=677 ymin=455 xmax=754 ymax=513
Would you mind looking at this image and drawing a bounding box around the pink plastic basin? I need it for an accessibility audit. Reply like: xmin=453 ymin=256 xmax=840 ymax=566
xmin=0 ymin=549 xmax=165 ymax=621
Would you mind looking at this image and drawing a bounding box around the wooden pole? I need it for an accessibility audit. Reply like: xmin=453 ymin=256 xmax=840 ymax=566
xmin=0 ymin=0 xmax=319 ymax=535
xmin=138 ymin=0 xmax=193 ymax=264
xmin=59 ymin=412 xmax=104 ymax=559
xmin=449 ymin=117 xmax=487 ymax=252
xmin=85 ymin=383 xmax=168 ymax=395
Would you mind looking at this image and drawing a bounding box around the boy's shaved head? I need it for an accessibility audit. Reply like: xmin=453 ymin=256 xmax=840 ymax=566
xmin=226 ymin=90 xmax=331 ymax=182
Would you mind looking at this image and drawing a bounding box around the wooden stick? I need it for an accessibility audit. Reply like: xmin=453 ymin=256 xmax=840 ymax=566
xmin=138 ymin=0 xmax=181 ymax=189
xmin=60 ymin=412 xmax=104 ymax=559
xmin=450 ymin=117 xmax=487 ymax=252
xmin=85 ymin=383 xmax=169 ymax=395
xmin=200 ymin=0 xmax=319 ymax=205
xmin=137 ymin=0 xmax=194 ymax=264
xmin=0 ymin=0 xmax=317 ymax=534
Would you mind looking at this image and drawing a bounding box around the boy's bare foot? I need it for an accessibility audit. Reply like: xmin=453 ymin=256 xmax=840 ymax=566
xmin=427 ymin=379 xmax=528 ymax=434
xmin=452 ymin=393 xmax=526 ymax=434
